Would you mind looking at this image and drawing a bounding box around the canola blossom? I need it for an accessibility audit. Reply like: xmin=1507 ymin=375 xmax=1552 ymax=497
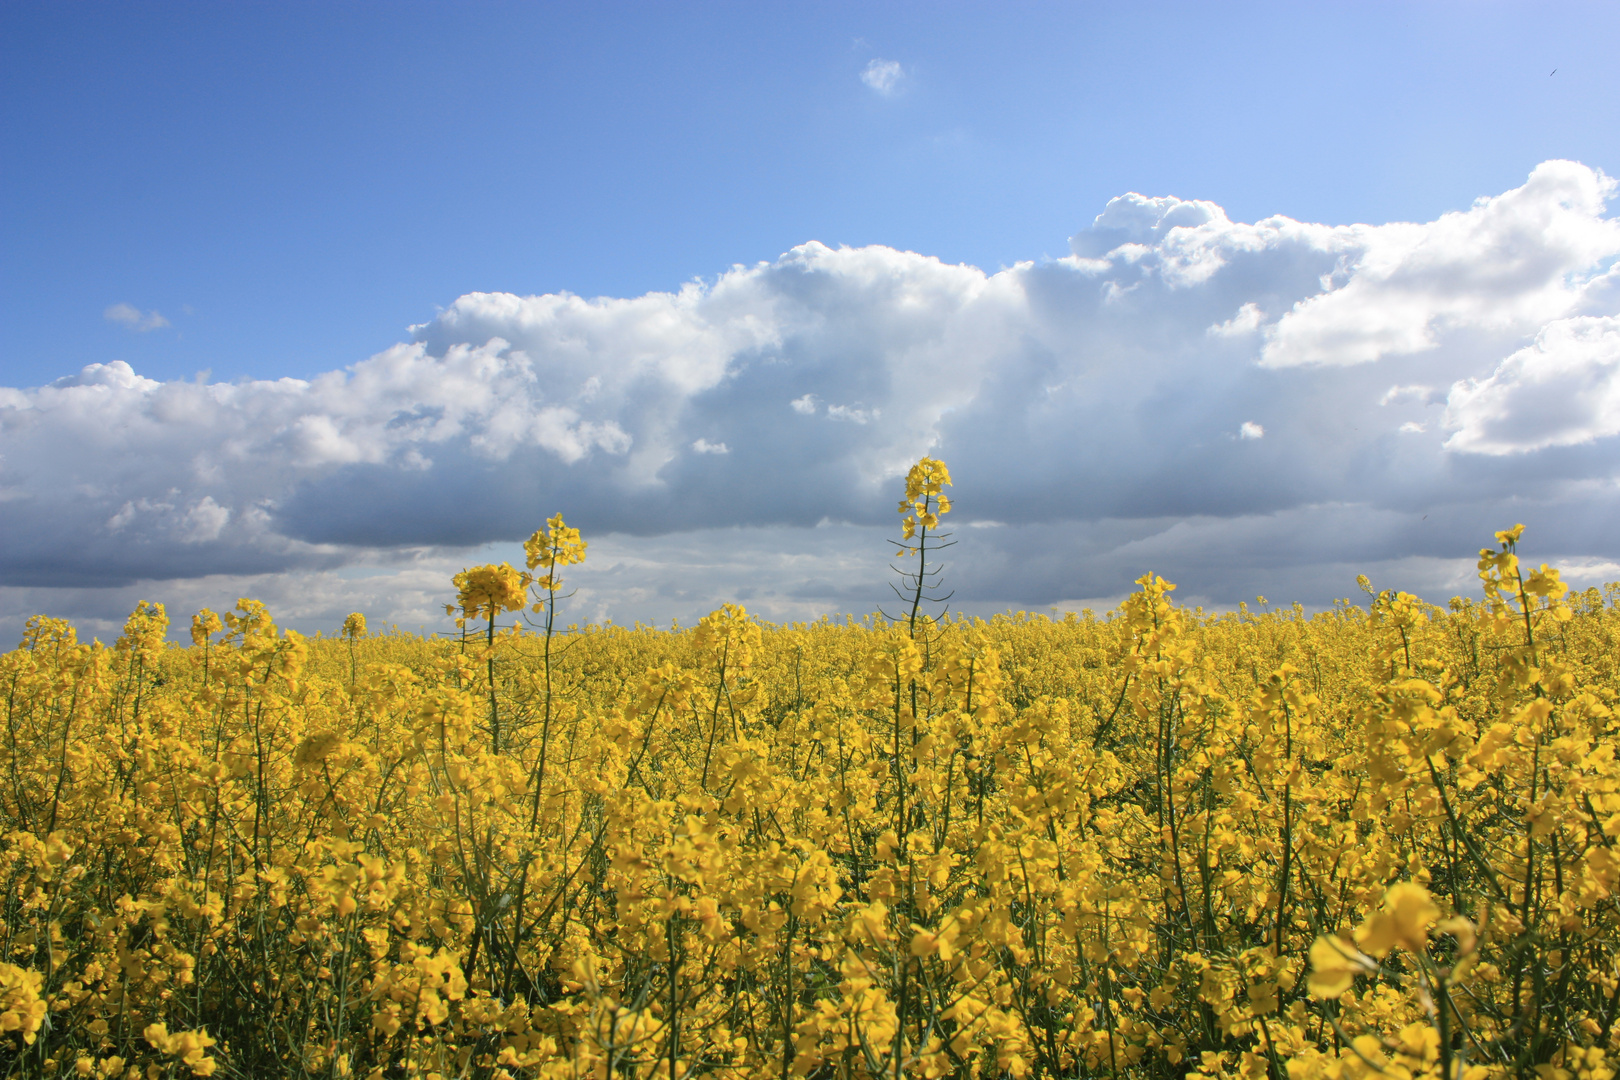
xmin=2 ymin=480 xmax=1619 ymax=1080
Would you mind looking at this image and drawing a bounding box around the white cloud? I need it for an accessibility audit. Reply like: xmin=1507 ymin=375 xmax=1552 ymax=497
xmin=861 ymin=58 xmax=904 ymax=95
xmin=104 ymin=303 xmax=170 ymax=332
xmin=1259 ymin=161 xmax=1619 ymax=367
xmin=1443 ymin=315 xmax=1620 ymax=453
xmin=1072 ymin=192 xmax=1228 ymax=263
xmin=1208 ymin=302 xmax=1264 ymax=338
xmin=826 ymin=404 xmax=879 ymax=424
xmin=1379 ymin=384 xmax=1438 ymax=406
xmin=4 ymin=161 xmax=1619 ymax=637
xmin=181 ymin=496 xmax=231 ymax=543
xmin=105 ymin=502 xmax=137 ymax=532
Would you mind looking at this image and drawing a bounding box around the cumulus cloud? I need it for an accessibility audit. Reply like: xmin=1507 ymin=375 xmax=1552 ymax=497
xmin=1444 ymin=315 xmax=1620 ymax=453
xmin=1209 ymin=302 xmax=1264 ymax=338
xmin=180 ymin=496 xmax=231 ymax=543
xmin=104 ymin=303 xmax=170 ymax=332
xmin=860 ymin=58 xmax=904 ymax=95
xmin=1259 ymin=163 xmax=1619 ymax=367
xmin=4 ymin=160 xmax=1619 ymax=638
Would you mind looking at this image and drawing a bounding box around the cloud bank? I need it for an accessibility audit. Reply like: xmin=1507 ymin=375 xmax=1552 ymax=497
xmin=3 ymin=161 xmax=1618 ymax=637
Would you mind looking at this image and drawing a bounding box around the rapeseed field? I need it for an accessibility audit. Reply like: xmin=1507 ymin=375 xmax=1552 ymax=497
xmin=3 ymin=460 xmax=1617 ymax=1080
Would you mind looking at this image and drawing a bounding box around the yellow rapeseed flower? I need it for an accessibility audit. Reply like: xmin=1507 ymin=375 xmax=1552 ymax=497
xmin=1356 ymin=881 xmax=1440 ymax=958
xmin=453 ymin=562 xmax=527 ymax=620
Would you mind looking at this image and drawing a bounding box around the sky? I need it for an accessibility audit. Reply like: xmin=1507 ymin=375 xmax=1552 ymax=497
xmin=2 ymin=1 xmax=1619 ymax=640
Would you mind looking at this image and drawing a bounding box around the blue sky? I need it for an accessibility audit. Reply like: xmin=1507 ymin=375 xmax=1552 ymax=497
xmin=6 ymin=1 xmax=1615 ymax=385
xmin=2 ymin=1 xmax=1619 ymax=637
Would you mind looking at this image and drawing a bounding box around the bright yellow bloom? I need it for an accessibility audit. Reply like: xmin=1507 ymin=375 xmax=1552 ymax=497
xmin=190 ymin=608 xmax=223 ymax=646
xmin=1307 ymin=935 xmax=1376 ymax=999
xmin=453 ymin=562 xmax=527 ymax=620
xmin=1356 ymin=881 xmax=1440 ymax=958
xmin=524 ymin=513 xmax=587 ymax=572
xmin=0 ymin=963 xmax=46 ymax=1045
xmin=902 ymin=456 xmax=952 ymax=503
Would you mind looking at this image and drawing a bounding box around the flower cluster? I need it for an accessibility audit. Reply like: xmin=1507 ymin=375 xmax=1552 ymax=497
xmin=452 ymin=563 xmax=528 ymax=623
xmin=898 ymin=456 xmax=951 ymax=544
xmin=523 ymin=513 xmax=588 ymax=597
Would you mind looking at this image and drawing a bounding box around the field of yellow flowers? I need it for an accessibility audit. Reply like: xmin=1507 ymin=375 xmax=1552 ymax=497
xmin=3 ymin=459 xmax=1619 ymax=1080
